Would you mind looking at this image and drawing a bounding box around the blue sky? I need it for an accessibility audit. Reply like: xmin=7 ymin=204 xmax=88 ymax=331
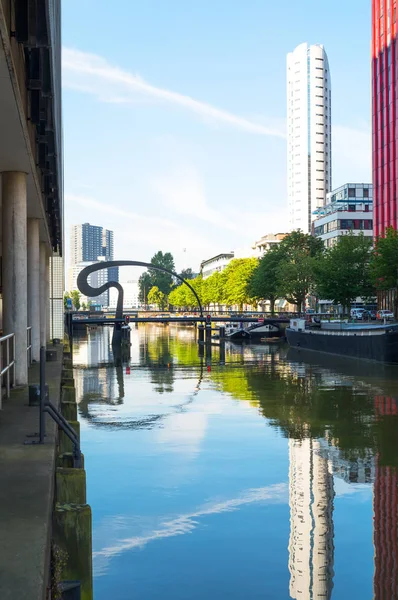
xmin=63 ymin=0 xmax=371 ymax=273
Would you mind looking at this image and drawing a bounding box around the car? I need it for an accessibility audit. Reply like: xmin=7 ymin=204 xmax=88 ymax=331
xmin=368 ymin=310 xmax=377 ymax=320
xmin=377 ymin=309 xmax=395 ymax=320
xmin=350 ymin=308 xmax=367 ymax=320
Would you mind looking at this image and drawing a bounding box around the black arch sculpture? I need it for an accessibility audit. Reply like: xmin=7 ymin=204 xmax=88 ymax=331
xmin=77 ymin=260 xmax=204 ymax=345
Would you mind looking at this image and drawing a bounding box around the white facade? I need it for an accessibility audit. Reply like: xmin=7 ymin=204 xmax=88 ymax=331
xmin=68 ymin=261 xmax=109 ymax=307
xmin=252 ymin=233 xmax=287 ymax=257
xmin=287 ymin=43 xmax=332 ymax=233
xmin=200 ymin=253 xmax=234 ymax=279
xmin=109 ymin=280 xmax=140 ymax=309
xmin=313 ymin=183 xmax=373 ymax=247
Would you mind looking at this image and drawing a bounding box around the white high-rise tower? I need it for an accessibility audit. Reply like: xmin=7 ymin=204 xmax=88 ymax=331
xmin=287 ymin=43 xmax=332 ymax=233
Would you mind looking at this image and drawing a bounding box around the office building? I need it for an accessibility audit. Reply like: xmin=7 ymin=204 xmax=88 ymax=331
xmin=252 ymin=233 xmax=287 ymax=256
xmin=68 ymin=261 xmax=109 ymax=307
xmin=313 ymin=183 xmax=373 ymax=247
xmin=287 ymin=43 xmax=332 ymax=233
xmin=200 ymin=252 xmax=234 ymax=279
xmin=372 ymin=1 xmax=398 ymax=236
xmin=69 ymin=223 xmax=118 ymax=306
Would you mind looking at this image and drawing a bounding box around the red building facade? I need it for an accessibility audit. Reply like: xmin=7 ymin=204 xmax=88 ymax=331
xmin=372 ymin=0 xmax=398 ymax=236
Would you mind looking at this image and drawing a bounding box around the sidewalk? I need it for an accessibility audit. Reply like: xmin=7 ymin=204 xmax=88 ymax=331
xmin=0 ymin=351 xmax=62 ymax=600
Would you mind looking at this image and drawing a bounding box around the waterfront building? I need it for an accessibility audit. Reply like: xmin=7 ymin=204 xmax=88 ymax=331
xmin=287 ymin=43 xmax=332 ymax=233
xmin=252 ymin=233 xmax=288 ymax=256
xmin=200 ymin=252 xmax=234 ymax=279
xmin=109 ymin=280 xmax=140 ymax=309
xmin=313 ymin=183 xmax=373 ymax=247
xmin=69 ymin=260 xmax=109 ymax=307
xmin=372 ymin=1 xmax=398 ymax=236
xmin=69 ymin=223 xmax=118 ymax=306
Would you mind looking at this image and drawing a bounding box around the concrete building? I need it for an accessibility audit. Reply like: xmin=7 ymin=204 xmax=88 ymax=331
xmin=0 ymin=0 xmax=63 ymax=383
xmin=109 ymin=279 xmax=140 ymax=309
xmin=313 ymin=183 xmax=373 ymax=247
xmin=69 ymin=223 xmax=118 ymax=306
xmin=252 ymin=233 xmax=287 ymax=256
xmin=372 ymin=1 xmax=398 ymax=236
xmin=200 ymin=252 xmax=234 ymax=279
xmin=69 ymin=260 xmax=108 ymax=307
xmin=287 ymin=43 xmax=332 ymax=233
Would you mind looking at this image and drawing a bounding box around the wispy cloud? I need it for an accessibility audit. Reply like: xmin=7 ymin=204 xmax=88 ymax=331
xmin=62 ymin=48 xmax=285 ymax=137
xmin=153 ymin=166 xmax=237 ymax=230
xmin=93 ymin=483 xmax=287 ymax=574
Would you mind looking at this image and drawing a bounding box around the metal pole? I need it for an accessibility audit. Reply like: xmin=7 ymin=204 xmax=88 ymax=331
xmin=39 ymin=346 xmax=46 ymax=443
xmin=6 ymin=339 xmax=10 ymax=399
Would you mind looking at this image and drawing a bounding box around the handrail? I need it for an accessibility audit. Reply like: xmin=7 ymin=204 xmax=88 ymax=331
xmin=0 ymin=333 xmax=15 ymax=407
xmin=27 ymin=327 xmax=32 ymax=366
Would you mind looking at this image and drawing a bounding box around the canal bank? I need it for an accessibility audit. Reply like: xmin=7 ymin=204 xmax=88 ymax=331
xmin=0 ymin=345 xmax=93 ymax=599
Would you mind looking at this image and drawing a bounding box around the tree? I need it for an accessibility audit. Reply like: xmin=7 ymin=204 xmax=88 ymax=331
xmin=70 ymin=290 xmax=81 ymax=311
xmin=138 ymin=272 xmax=152 ymax=304
xmin=370 ymin=227 xmax=398 ymax=314
xmin=169 ymin=284 xmax=188 ymax=308
xmin=149 ymin=251 xmax=175 ymax=295
xmin=63 ymin=291 xmax=71 ymax=309
xmin=248 ymin=246 xmax=284 ymax=314
xmin=147 ymin=286 xmax=167 ymax=309
xmin=314 ymin=233 xmax=374 ymax=312
xmin=169 ymin=276 xmax=204 ymax=310
xmin=222 ymin=258 xmax=258 ymax=310
xmin=276 ymin=230 xmax=324 ymax=311
xmin=138 ymin=251 xmax=176 ymax=303
xmin=203 ymin=271 xmax=224 ymax=307
xmin=178 ymin=268 xmax=194 ymax=280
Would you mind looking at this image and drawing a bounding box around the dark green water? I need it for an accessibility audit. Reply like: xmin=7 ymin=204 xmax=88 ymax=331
xmin=72 ymin=324 xmax=398 ymax=600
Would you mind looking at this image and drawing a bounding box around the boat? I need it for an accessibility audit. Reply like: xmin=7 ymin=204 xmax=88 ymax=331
xmin=225 ymin=318 xmax=288 ymax=341
xmin=286 ymin=318 xmax=398 ymax=363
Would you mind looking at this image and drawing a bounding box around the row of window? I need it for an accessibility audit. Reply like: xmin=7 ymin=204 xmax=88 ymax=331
xmin=314 ymin=219 xmax=374 ymax=235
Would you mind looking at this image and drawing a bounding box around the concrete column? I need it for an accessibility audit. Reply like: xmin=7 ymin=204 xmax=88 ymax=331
xmin=2 ymin=172 xmax=28 ymax=386
xmin=27 ymin=219 xmax=40 ymax=361
xmin=40 ymin=243 xmax=47 ymax=347
xmin=46 ymin=251 xmax=51 ymax=342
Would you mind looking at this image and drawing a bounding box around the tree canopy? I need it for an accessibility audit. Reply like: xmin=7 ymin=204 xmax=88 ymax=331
xmin=276 ymin=231 xmax=324 ymax=310
xmin=370 ymin=226 xmax=398 ymax=291
xmin=314 ymin=233 xmax=374 ymax=309
xmin=138 ymin=251 xmax=176 ymax=303
xmin=147 ymin=286 xmax=167 ymax=309
xmin=248 ymin=246 xmax=284 ymax=314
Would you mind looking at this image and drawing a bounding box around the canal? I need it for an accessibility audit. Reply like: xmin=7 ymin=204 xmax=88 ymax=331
xmin=72 ymin=324 xmax=398 ymax=600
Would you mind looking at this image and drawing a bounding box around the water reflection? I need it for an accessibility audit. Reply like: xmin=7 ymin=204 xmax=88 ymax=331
xmin=73 ymin=325 xmax=398 ymax=599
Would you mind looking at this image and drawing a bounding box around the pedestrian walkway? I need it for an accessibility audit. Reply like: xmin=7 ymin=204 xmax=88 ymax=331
xmin=0 ymin=351 xmax=62 ymax=600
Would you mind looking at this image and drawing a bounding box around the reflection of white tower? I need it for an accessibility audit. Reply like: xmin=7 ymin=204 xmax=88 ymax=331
xmin=288 ymin=438 xmax=334 ymax=600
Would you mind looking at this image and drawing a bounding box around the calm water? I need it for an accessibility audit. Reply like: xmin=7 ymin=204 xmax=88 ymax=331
xmin=72 ymin=324 xmax=398 ymax=600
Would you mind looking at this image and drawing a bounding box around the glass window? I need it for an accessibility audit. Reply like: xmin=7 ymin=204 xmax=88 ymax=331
xmin=348 ymin=204 xmax=356 ymax=212
xmin=363 ymin=188 xmax=369 ymax=198
xmin=348 ymin=188 xmax=356 ymax=198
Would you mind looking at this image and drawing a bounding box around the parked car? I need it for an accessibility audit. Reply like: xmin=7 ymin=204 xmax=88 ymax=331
xmin=377 ymin=309 xmax=395 ymax=320
xmin=350 ymin=308 xmax=367 ymax=320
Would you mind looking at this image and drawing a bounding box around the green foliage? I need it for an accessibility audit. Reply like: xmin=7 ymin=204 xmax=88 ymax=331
xmin=138 ymin=251 xmax=176 ymax=303
xmin=277 ymin=230 xmax=324 ymax=310
xmin=370 ymin=226 xmax=398 ymax=291
xmin=63 ymin=292 xmax=70 ymax=309
xmin=169 ymin=276 xmax=204 ymax=309
xmin=248 ymin=246 xmax=284 ymax=314
xmin=221 ymin=258 xmax=258 ymax=309
xmin=178 ymin=268 xmax=195 ymax=280
xmin=138 ymin=272 xmax=152 ymax=304
xmin=314 ymin=233 xmax=374 ymax=310
xmin=147 ymin=286 xmax=167 ymax=309
xmin=64 ymin=290 xmax=81 ymax=310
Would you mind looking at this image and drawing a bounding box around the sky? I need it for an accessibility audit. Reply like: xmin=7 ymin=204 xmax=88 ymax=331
xmin=62 ymin=0 xmax=372 ymax=274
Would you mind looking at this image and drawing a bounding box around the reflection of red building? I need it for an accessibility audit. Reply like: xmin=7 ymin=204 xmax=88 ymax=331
xmin=372 ymin=1 xmax=398 ymax=236
xmin=374 ymin=396 xmax=398 ymax=599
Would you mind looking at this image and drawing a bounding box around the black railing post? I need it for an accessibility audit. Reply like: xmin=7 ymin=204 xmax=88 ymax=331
xmin=39 ymin=345 xmax=46 ymax=443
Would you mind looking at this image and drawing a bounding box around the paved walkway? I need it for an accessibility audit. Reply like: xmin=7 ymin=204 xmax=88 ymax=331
xmin=0 ymin=350 xmax=62 ymax=600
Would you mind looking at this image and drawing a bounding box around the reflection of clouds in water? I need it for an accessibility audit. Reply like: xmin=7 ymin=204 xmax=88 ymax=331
xmin=93 ymin=483 xmax=288 ymax=576
xmin=156 ymin=412 xmax=208 ymax=451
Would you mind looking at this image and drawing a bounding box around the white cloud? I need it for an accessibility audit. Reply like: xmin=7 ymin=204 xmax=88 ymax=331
xmin=62 ymin=47 xmax=285 ymax=137
xmin=152 ymin=166 xmax=237 ymax=230
xmin=93 ymin=483 xmax=288 ymax=575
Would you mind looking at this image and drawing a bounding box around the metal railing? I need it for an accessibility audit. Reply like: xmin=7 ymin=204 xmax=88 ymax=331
xmin=27 ymin=327 xmax=32 ymax=366
xmin=0 ymin=333 xmax=15 ymax=406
